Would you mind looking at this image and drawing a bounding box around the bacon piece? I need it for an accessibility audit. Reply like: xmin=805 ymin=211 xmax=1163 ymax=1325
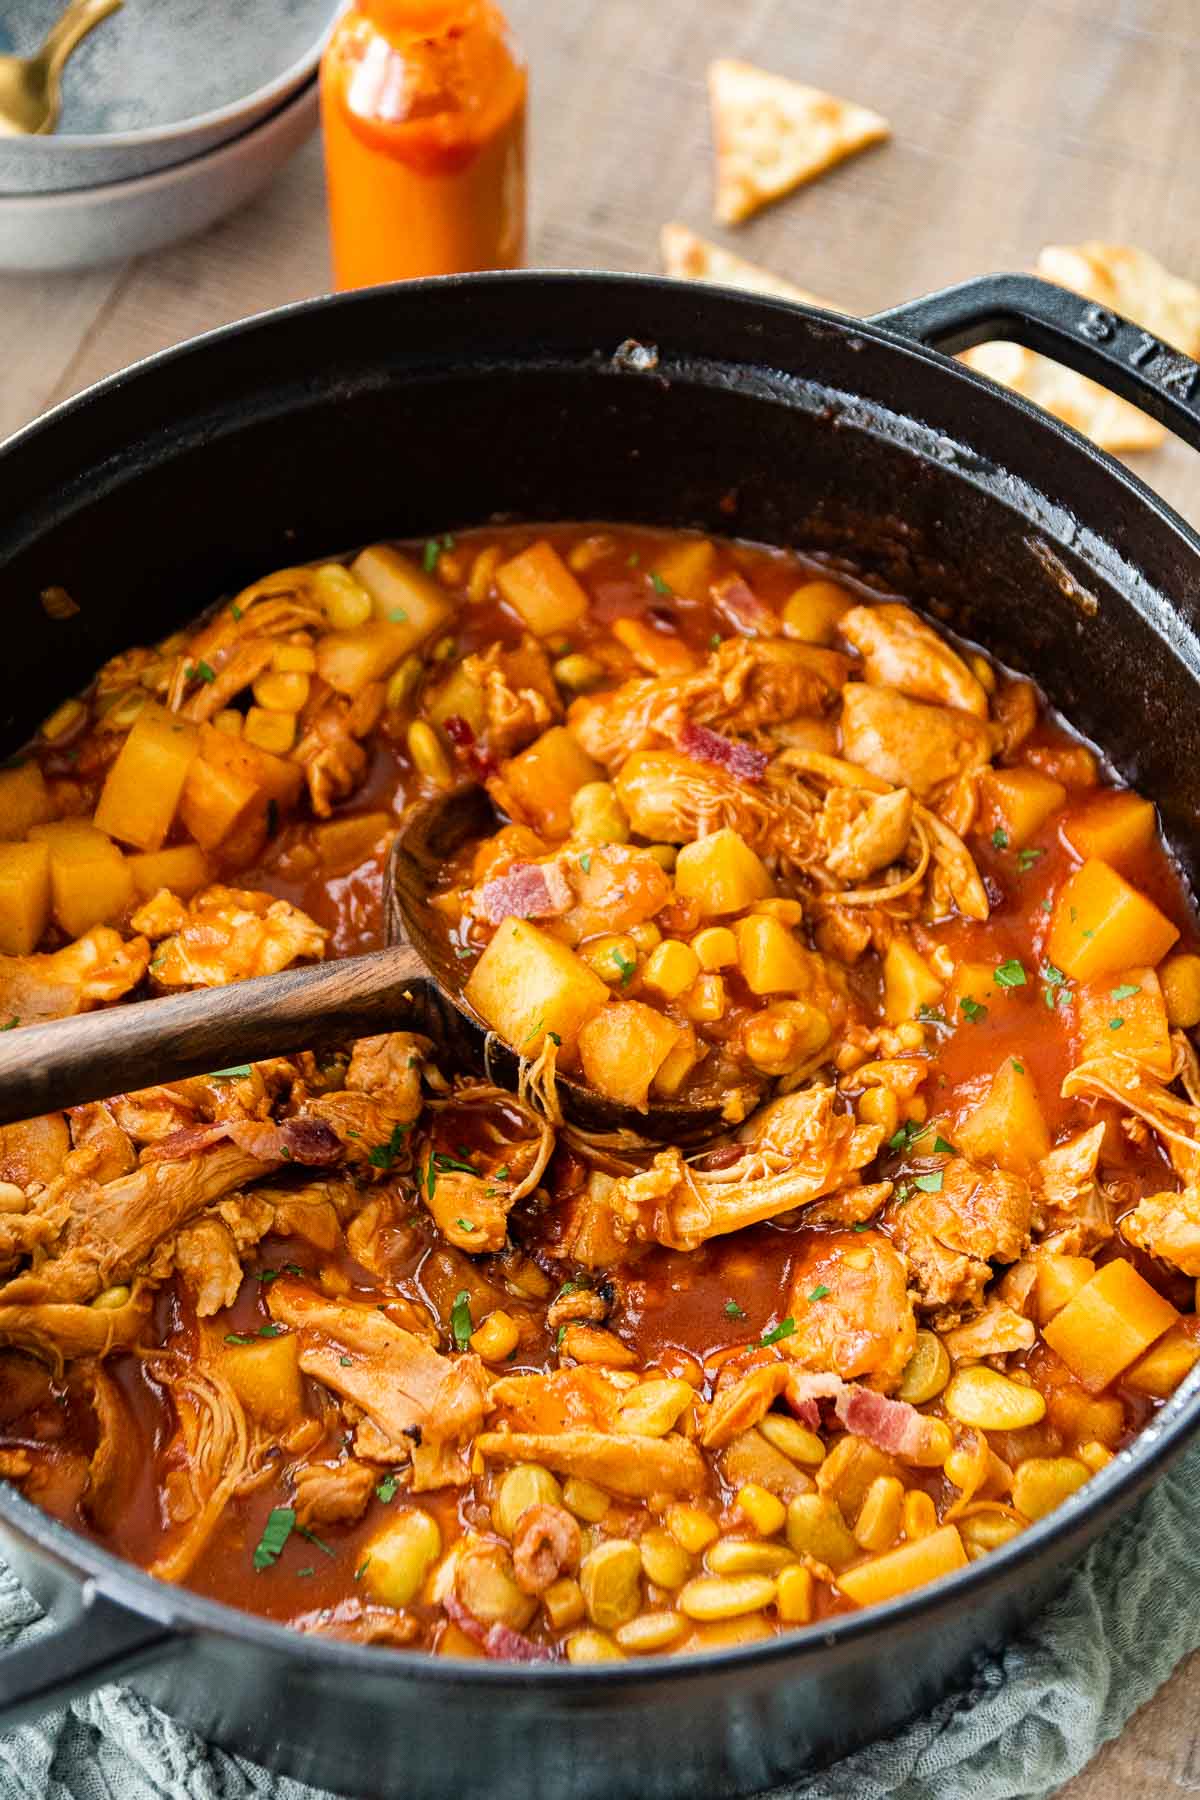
xmin=833 ymin=1385 xmax=942 ymax=1464
xmin=475 ymin=861 xmax=574 ymax=926
xmin=679 ymin=721 xmax=768 ymax=784
xmin=443 ymin=1594 xmax=553 ymax=1663
xmin=784 ymin=1369 xmax=845 ymax=1429
xmin=142 ymin=1117 xmax=342 ymax=1168
xmin=711 ymin=574 xmax=779 ymax=636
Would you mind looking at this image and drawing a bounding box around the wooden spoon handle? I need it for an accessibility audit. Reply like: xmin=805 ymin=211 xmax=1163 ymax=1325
xmin=0 ymin=944 xmax=428 ymax=1126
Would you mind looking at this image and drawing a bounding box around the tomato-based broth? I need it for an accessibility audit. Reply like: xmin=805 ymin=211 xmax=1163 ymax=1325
xmin=2 ymin=523 xmax=1199 ymax=1662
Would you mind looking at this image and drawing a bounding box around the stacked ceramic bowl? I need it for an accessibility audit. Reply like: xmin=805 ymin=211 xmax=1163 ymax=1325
xmin=0 ymin=0 xmax=335 ymax=271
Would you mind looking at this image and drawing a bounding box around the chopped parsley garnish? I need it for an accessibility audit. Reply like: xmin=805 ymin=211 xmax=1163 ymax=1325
xmin=389 ymin=608 xmax=409 ymax=623
xmin=991 ymin=827 xmax=1009 ymax=849
xmin=913 ymin=1172 xmax=944 ymax=1194
xmin=650 ymin=572 xmax=672 ymax=596
xmin=522 ymin=1017 xmax=545 ymax=1046
xmin=852 ymin=1221 xmax=871 ymax=1232
xmin=339 ymin=1355 xmax=353 ymax=1366
xmin=195 ymin=660 xmax=216 ymax=684
xmin=376 ymin=1474 xmax=400 ymax=1504
xmin=762 ymin=1316 xmax=798 ymax=1344
xmin=434 ymin=1151 xmax=478 ymax=1176
xmin=0 ymin=1017 xmax=17 ymax=1031
xmin=298 ymin=1527 xmax=335 ymax=1558
xmin=224 ymin=1333 xmax=255 ymax=1346
xmin=1012 ymin=1058 xmax=1025 ymax=1073
xmin=1111 ymin=983 xmax=1140 ymax=1002
xmin=1041 ymin=961 xmax=1070 ymax=1011
xmin=1109 ymin=1017 xmax=1125 ymax=1031
xmin=368 ymin=1122 xmax=411 ymax=1171
xmin=612 ymin=949 xmax=637 ymax=988
xmin=297 ymin=1567 xmax=315 ymax=1579
xmin=423 ymin=537 xmax=443 ymax=572
xmin=450 ymin=1289 xmax=473 ymax=1350
xmin=230 ymin=603 xmax=243 ymax=621
xmin=932 ymin=1135 xmax=957 ymax=1156
xmin=555 ymin=1324 xmax=567 ymax=1348
xmin=724 ymin=1299 xmax=746 ymax=1319
xmin=994 ymin=958 xmax=1027 ymax=988
xmin=354 ymin=1557 xmax=371 ymax=1582
xmin=709 ymin=633 xmax=722 ymax=650
xmin=454 ymin=945 xmax=474 ymax=959
xmin=917 ymin=1004 xmax=946 ymax=1024
xmin=807 ymin=1286 xmax=831 ymax=1303
xmin=1016 ymin=847 xmax=1045 ymax=871
xmin=252 ymin=1507 xmax=295 ymax=1571
xmin=548 ymin=1031 xmax=562 ymax=1047
xmin=959 ymin=995 xmax=988 ymax=1023
xmin=210 ymin=1064 xmax=253 ymax=1080
xmin=258 ymin=1323 xmax=284 ymax=1338
xmin=426 ymin=1159 xmax=437 ymax=1199
xmin=556 ymin=1280 xmax=578 ymax=1300
xmin=456 ymin=1218 xmax=478 ymax=1233
xmin=579 ymin=853 xmax=592 ymax=874
xmin=1040 ymin=898 xmax=1053 ymax=913
xmin=888 ymin=1119 xmax=922 ymax=1154
xmin=495 ymin=1165 xmax=510 ymax=1180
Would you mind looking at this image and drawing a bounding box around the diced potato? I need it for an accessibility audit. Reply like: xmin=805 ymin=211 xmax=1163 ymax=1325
xmin=955 ymin=1058 xmax=1049 ymax=1172
xmin=28 ymin=821 xmax=132 ymax=936
xmin=179 ymin=755 xmax=261 ymax=851
xmin=464 ymin=918 xmax=610 ymax=1058
xmin=674 ymin=829 xmax=773 ymax=918
xmin=721 ymin=1432 xmax=813 ymax=1504
xmin=93 ymin=701 xmax=199 ymax=851
xmin=427 ymin=665 xmax=486 ymax=734
xmin=1061 ymin=790 xmax=1157 ymax=869
xmin=578 ymin=1001 xmax=683 ymax=1109
xmin=980 ymin=766 xmax=1066 ymax=849
xmin=351 ymin=544 xmax=454 ymax=642
xmin=0 ymin=840 xmax=51 ymax=954
xmin=126 ymin=844 xmax=212 ymax=901
xmin=1045 ymin=1383 xmax=1124 ymax=1451
xmin=1077 ymin=966 xmax=1171 ymax=1075
xmin=1043 ymin=1258 xmax=1179 ymax=1393
xmin=316 ymin=621 xmax=415 ymax=697
xmin=498 ymin=728 xmax=604 ymax=839
xmin=643 ymin=939 xmax=701 ymax=1000
xmin=611 ymin=617 xmax=697 ymax=676
xmin=221 ymin=1334 xmax=303 ymax=1431
xmin=495 ymin=540 xmax=588 ymax=636
xmin=1033 ymin=1254 xmax=1096 ymax=1325
xmin=312 ymin=812 xmax=392 ymax=874
xmin=244 ymin=708 xmax=296 ymax=756
xmin=883 ymin=939 xmax=943 ymax=1024
xmin=651 ymin=537 xmax=717 ymax=602
xmin=1159 ymin=953 xmax=1200 ymax=1029
xmin=733 ymin=914 xmax=813 ymax=995
xmin=1047 ymin=859 xmax=1179 ymax=982
xmin=947 ymin=960 xmax=1022 ymax=1021
xmin=0 ymin=762 xmax=51 ymax=839
xmin=1123 ymin=1320 xmax=1200 ymax=1398
xmin=652 ymin=1026 xmax=703 ymax=1097
xmin=836 ymin=1524 xmax=967 ymax=1607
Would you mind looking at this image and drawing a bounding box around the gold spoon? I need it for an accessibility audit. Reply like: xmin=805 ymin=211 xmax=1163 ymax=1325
xmin=0 ymin=0 xmax=123 ymax=138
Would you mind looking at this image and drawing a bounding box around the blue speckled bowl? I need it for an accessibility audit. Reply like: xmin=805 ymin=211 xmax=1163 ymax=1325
xmin=0 ymin=0 xmax=336 ymax=192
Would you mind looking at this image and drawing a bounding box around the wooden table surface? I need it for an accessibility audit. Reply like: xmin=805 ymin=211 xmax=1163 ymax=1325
xmin=2 ymin=0 xmax=1199 ymax=1791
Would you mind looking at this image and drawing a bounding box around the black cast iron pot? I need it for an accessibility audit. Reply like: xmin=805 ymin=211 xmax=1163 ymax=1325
xmin=0 ymin=270 xmax=1199 ymax=1799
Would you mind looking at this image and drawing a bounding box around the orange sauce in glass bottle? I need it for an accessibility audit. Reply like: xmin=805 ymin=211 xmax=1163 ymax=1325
xmin=320 ymin=0 xmax=526 ymax=289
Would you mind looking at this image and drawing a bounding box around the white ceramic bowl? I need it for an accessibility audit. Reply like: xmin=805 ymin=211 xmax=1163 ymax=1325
xmin=0 ymin=75 xmax=319 ymax=271
xmin=0 ymin=0 xmax=335 ymax=192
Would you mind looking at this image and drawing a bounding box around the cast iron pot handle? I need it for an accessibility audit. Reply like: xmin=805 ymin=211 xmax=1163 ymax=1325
xmin=871 ymin=272 xmax=1200 ymax=457
xmin=0 ymin=1579 xmax=170 ymax=1725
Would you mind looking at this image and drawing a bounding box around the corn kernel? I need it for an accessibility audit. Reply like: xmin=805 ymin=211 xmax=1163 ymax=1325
xmin=757 ymin=1415 xmax=826 ymax=1467
xmin=468 ymin=545 xmax=502 ymax=605
xmin=1161 ymin=953 xmax=1200 ymax=1029
xmin=678 ymin=1574 xmax=776 ymax=1622
xmin=686 ymin=973 xmax=726 ymax=1022
xmin=666 ymin=1504 xmax=720 ymax=1555
xmin=704 ymin=1539 xmax=794 ymax=1576
xmin=314 ymin=563 xmax=372 ymax=629
xmin=566 ymin=1629 xmax=626 ymax=1664
xmin=91 ymin=1284 xmax=131 ymax=1311
xmin=253 ymin=670 xmax=310 ymax=713
xmin=244 ymin=707 xmax=296 ymax=755
xmin=272 ymin=642 xmax=317 ymax=674
xmin=691 ymin=926 xmax=738 ymax=970
xmin=1077 ymin=1440 xmax=1115 ymax=1473
xmin=902 ymin=1490 xmax=938 ymax=1540
xmin=562 ymin=1476 xmax=610 ymax=1523
xmin=751 ymin=897 xmax=804 ymax=926
xmin=646 ymin=844 xmax=677 ymax=871
xmin=614 ymin=1611 xmax=687 ymax=1653
xmin=212 ymin=708 xmax=244 ymax=737
xmin=470 ymin=1309 xmax=520 ymax=1363
xmin=857 ymin=1087 xmax=900 ymax=1135
xmin=542 ymin=1577 xmax=586 ymax=1629
xmin=741 ymin=1002 xmax=831 ymax=1077
xmin=41 ymin=697 xmax=86 ymax=742
xmin=628 ymin=922 xmax=662 ymax=953
xmin=554 ymin=653 xmax=607 ymax=692
xmin=407 ymin=720 xmax=452 ymax=788
xmin=583 ymin=934 xmax=640 ymax=987
xmin=853 ymin=1475 xmax=905 ymax=1553
xmin=570 ymin=782 xmax=630 ymax=846
xmin=644 ymin=939 xmax=701 ymax=1001
xmin=775 ymin=1562 xmax=813 ymax=1624
xmin=736 ymin=1483 xmax=787 ymax=1537
xmin=386 ymin=655 xmax=423 ymax=713
xmin=639 ymin=1527 xmax=693 ymax=1590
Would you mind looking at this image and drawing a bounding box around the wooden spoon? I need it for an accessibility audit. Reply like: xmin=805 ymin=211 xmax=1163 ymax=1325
xmin=0 ymin=0 xmax=123 ymax=138
xmin=0 ymin=787 xmax=728 ymax=1140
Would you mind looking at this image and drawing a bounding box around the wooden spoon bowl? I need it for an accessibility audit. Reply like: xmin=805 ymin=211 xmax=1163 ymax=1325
xmin=0 ymin=787 xmax=729 ymax=1141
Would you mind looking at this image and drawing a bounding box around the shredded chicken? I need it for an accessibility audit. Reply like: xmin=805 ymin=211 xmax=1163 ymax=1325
xmin=0 ymin=927 xmax=150 ymax=1024
xmin=474 ymin=1428 xmax=704 ymax=1498
xmin=888 ymin=1158 xmax=1032 ymax=1319
xmin=840 ymin=603 xmax=989 ymax=718
xmin=839 ymin=683 xmax=996 ymax=802
xmin=172 ymin=1218 xmax=244 ymax=1316
xmin=785 ymin=1232 xmax=916 ymax=1392
xmin=292 ymin=1458 xmax=377 ymax=1529
xmin=135 ymin=886 xmax=327 ymax=988
xmin=1035 ymin=1124 xmax=1112 ymax=1253
xmin=1123 ymin=1188 xmax=1200 ymax=1276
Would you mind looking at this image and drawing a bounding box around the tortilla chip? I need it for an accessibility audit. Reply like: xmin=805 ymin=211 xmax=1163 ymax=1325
xmin=961 ymin=241 xmax=1200 ymax=453
xmin=708 ymin=59 xmax=890 ymax=225
xmin=660 ymin=223 xmax=843 ymax=311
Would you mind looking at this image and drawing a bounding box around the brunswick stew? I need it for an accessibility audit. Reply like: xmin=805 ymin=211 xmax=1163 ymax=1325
xmin=1 ymin=524 xmax=1199 ymax=1662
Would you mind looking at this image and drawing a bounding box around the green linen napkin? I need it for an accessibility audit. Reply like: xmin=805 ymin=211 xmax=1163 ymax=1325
xmin=2 ymin=1441 xmax=1198 ymax=1800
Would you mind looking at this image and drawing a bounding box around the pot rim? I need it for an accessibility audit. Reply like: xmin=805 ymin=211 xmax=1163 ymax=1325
xmin=2 ymin=267 xmax=1199 ymax=1687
